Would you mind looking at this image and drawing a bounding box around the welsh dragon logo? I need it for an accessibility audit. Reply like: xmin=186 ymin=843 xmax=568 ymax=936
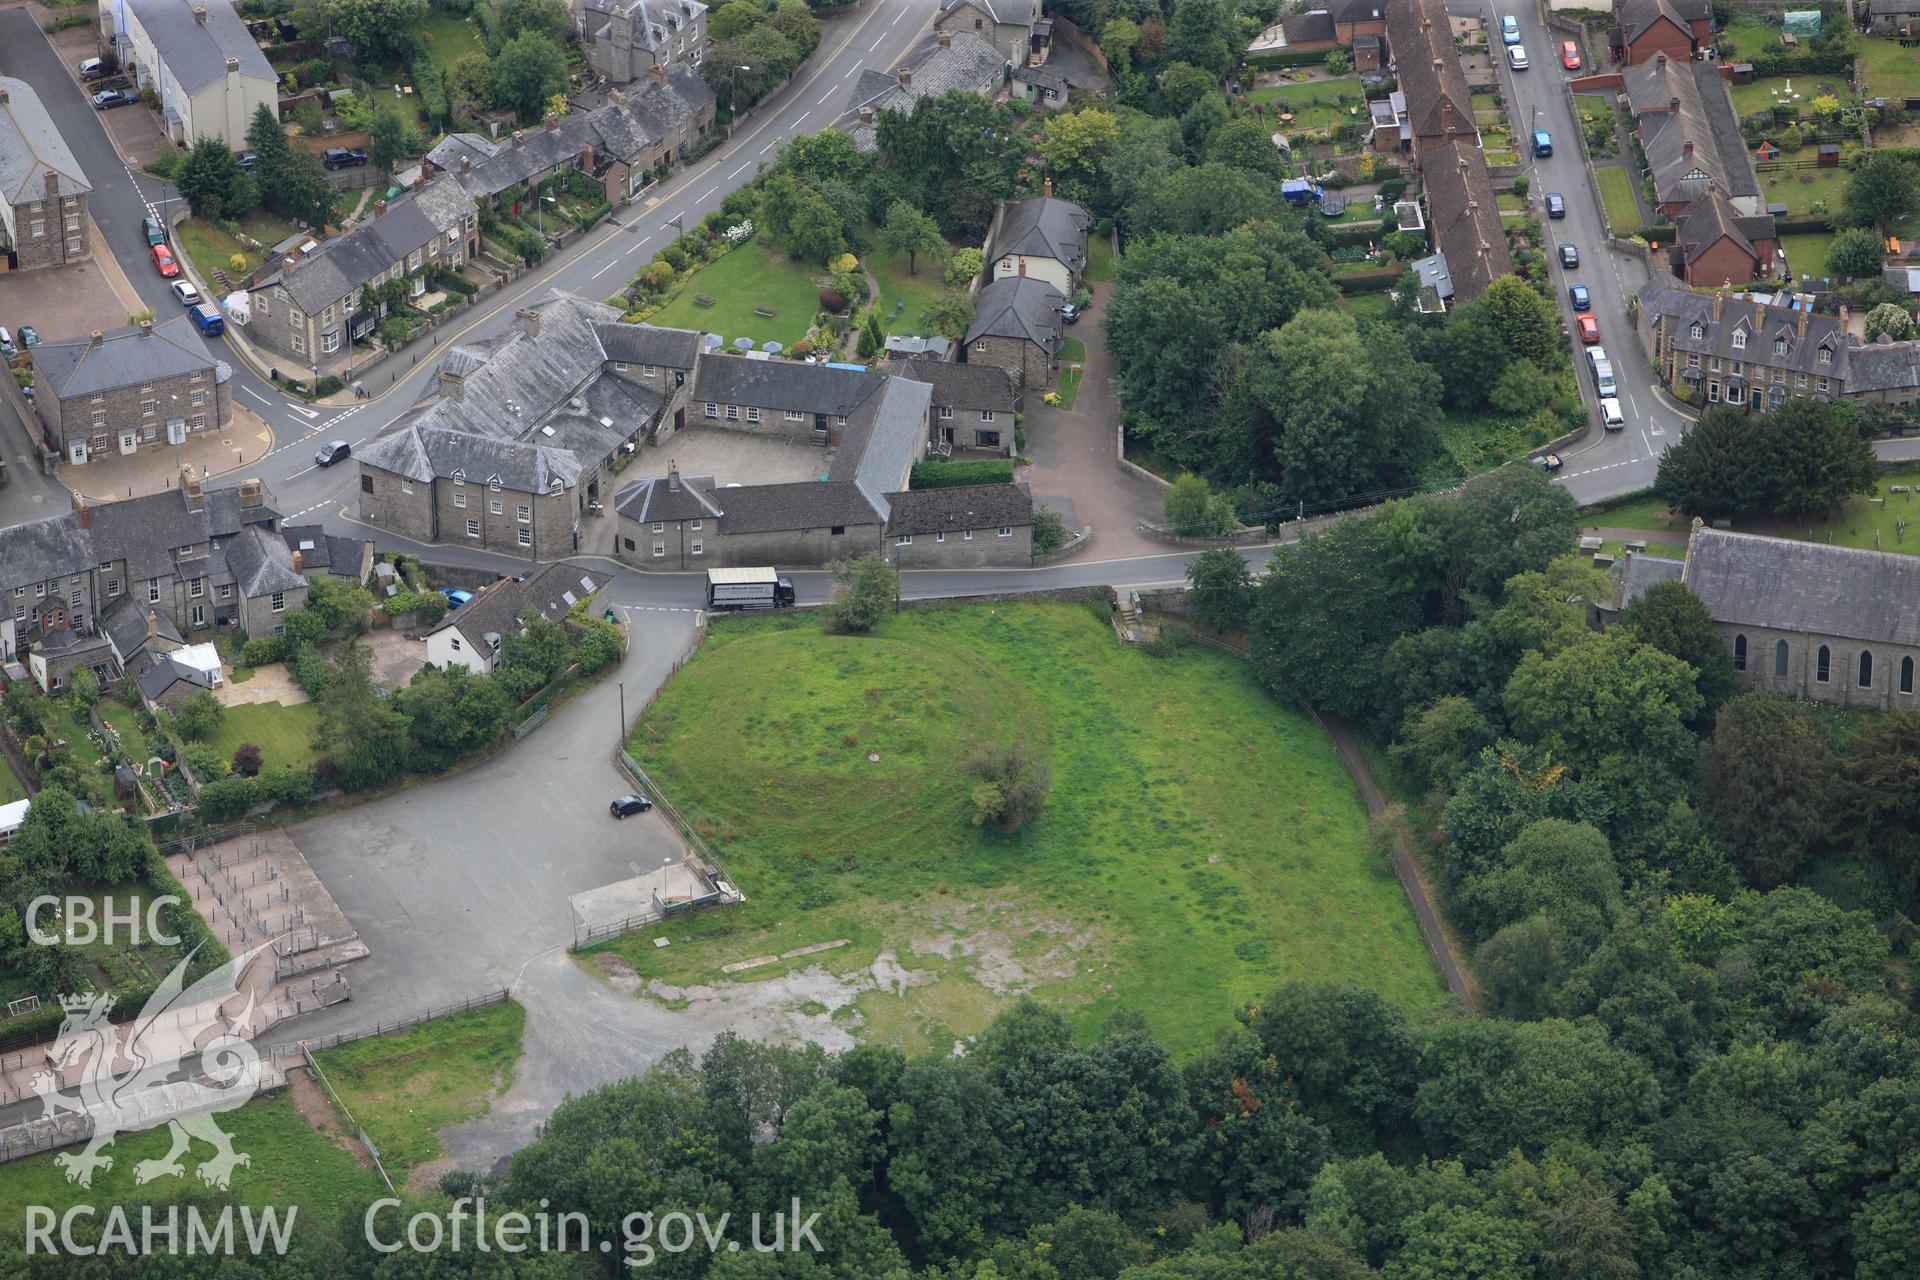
xmin=31 ymin=944 xmax=269 ymax=1190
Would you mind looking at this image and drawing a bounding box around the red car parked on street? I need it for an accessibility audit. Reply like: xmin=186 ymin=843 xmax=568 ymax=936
xmin=150 ymin=244 xmax=180 ymax=278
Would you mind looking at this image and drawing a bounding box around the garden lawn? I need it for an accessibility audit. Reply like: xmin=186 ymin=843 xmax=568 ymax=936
xmin=1084 ymin=233 xmax=1115 ymax=282
xmin=1717 ymin=13 xmax=1782 ymax=61
xmin=1582 ymin=466 xmax=1920 ymax=556
xmin=96 ymin=698 xmax=156 ymax=766
xmin=1344 ymin=292 xmax=1393 ymax=319
xmin=870 ymin=243 xmax=958 ymax=337
xmin=174 ymin=214 xmax=303 ymax=292
xmin=1596 ymin=165 xmax=1642 ymax=232
xmin=1858 ymin=35 xmax=1920 ymax=99
xmin=1759 ymin=164 xmax=1849 ymax=219
xmin=1778 ymin=228 xmax=1839 ymax=278
xmin=1053 ymin=337 xmax=1085 ymax=409
xmin=647 ymin=235 xmax=819 ymax=347
xmin=1248 ymin=76 xmax=1366 ymax=129
xmin=613 ymin=603 xmax=1447 ymax=1057
xmin=0 ymin=1091 xmax=375 ymax=1226
xmin=418 ymin=11 xmax=484 ymax=76
xmin=0 ymin=757 xmax=23 ymax=805
xmin=207 ymin=701 xmax=321 ymax=775
xmin=1730 ymin=75 xmax=1857 ymax=118
xmin=314 ymin=999 xmax=525 ymax=1182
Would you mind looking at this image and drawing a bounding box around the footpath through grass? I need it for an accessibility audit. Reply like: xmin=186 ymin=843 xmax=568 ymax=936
xmin=613 ymin=602 xmax=1445 ymax=1055
xmin=314 ymin=998 xmax=525 ymax=1183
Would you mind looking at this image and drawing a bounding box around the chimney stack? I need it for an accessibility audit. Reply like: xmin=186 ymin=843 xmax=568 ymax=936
xmin=1440 ymin=100 xmax=1454 ymax=134
xmin=182 ymin=466 xmax=204 ymax=511
xmin=292 ymin=548 xmax=303 ymax=574
xmin=193 ymin=4 xmax=206 ymax=22
xmin=0 ymin=87 xmax=8 ymax=105
xmin=89 ymin=330 xmax=102 ymax=345
xmin=511 ymin=130 xmax=524 ymax=149
xmin=374 ymin=198 xmax=388 ymax=218
xmin=1798 ymin=306 xmax=1809 ymax=336
xmin=239 ymin=479 xmax=263 ymax=509
xmin=652 ymin=62 xmax=668 ymax=86
xmin=438 ymin=367 xmax=465 ymax=401
xmin=668 ymin=460 xmax=680 ymax=491
xmin=70 ymin=489 xmax=89 ymax=530
xmin=1682 ymin=139 xmax=1693 ymax=157
xmin=147 ymin=611 xmax=159 ymax=641
xmin=1657 ymin=53 xmax=1667 ymax=69
xmin=515 ymin=306 xmax=541 ymax=338
xmin=898 ymin=66 xmax=912 ymax=87
xmin=858 ymin=105 xmax=875 ymax=123
xmin=226 ymin=56 xmax=239 ymax=74
xmin=1712 ymin=290 xmax=1724 ymax=321
xmin=460 ymin=155 xmax=471 ymax=174
xmin=1669 ymin=95 xmax=1680 ymax=112
xmin=1043 ymin=176 xmax=1053 ymax=198
xmin=413 ymin=171 xmax=425 ymax=192
xmin=139 ymin=319 xmax=153 ymax=335
xmin=545 ymin=111 xmax=560 ymax=132
xmin=1840 ymin=302 xmax=1851 ymax=329
xmin=939 ymin=29 xmax=951 ymax=47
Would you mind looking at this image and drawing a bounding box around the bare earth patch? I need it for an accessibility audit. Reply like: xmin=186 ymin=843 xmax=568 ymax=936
xmin=286 ymin=1068 xmax=374 ymax=1171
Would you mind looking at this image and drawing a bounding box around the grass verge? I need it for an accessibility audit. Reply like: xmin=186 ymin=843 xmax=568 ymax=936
xmin=608 ymin=603 xmax=1446 ymax=1056
xmin=1053 ymin=337 xmax=1085 ymax=408
xmin=1595 ymin=165 xmax=1641 ymax=233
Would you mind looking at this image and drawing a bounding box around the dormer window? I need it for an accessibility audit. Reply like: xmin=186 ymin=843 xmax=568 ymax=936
xmin=1689 ymin=322 xmax=1704 ymax=340
xmin=1818 ymin=346 xmax=1832 ymax=364
xmin=1731 ymin=329 xmax=1746 ymax=350
xmin=1773 ymin=338 xmax=1787 ymax=357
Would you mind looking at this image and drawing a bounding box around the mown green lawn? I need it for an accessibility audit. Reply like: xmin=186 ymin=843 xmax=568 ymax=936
xmin=1730 ymin=75 xmax=1856 ymax=119
xmin=1858 ymin=35 xmax=1920 ymax=99
xmin=174 ymin=214 xmax=303 ymax=292
xmin=1759 ymin=164 xmax=1849 ymax=219
xmin=418 ymin=11 xmax=484 ymax=76
xmin=0 ymin=1091 xmax=376 ymax=1226
xmin=207 ymin=701 xmax=321 ymax=776
xmin=95 ymin=698 xmax=156 ymax=767
xmin=869 ymin=242 xmax=958 ymax=337
xmin=1596 ymin=165 xmax=1642 ymax=233
xmin=0 ymin=757 xmax=25 ymax=805
xmin=647 ymin=235 xmax=820 ymax=348
xmin=314 ymin=999 xmax=525 ymax=1182
xmin=1778 ymin=228 xmax=1839 ymax=278
xmin=1249 ymin=76 xmax=1368 ymax=129
xmin=1084 ymin=232 xmax=1115 ymax=283
xmin=611 ymin=603 xmax=1446 ymax=1056
xmin=1583 ymin=466 xmax=1920 ymax=556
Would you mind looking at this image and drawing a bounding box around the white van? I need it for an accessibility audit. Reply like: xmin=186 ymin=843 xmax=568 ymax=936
xmin=1601 ymin=397 xmax=1624 ymax=430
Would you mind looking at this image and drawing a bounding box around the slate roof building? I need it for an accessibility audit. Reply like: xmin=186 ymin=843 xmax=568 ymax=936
xmin=101 ymin=0 xmax=276 ymax=146
xmin=246 ymin=177 xmax=478 ymax=370
xmin=1667 ymin=188 xmax=1781 ymax=287
xmin=1624 ymin=54 xmax=1760 ymax=217
xmin=1673 ymin=525 xmax=1919 ymax=707
xmin=280 ymin=525 xmax=375 ymax=584
xmin=887 ymin=360 xmax=1019 ymax=455
xmin=985 ymin=193 xmax=1091 ymax=295
xmin=578 ymin=0 xmax=708 ymax=87
xmin=884 ymin=483 xmax=1036 ymax=567
xmin=1865 ymin=0 xmax=1920 ymax=36
xmin=1613 ymin=0 xmax=1712 ymax=65
xmin=1385 ymin=0 xmax=1476 ymax=152
xmin=1421 ymin=137 xmax=1512 ymax=304
xmin=842 ymin=30 xmax=1008 ymax=150
xmin=0 ymin=78 xmax=91 ymax=271
xmin=934 ymin=0 xmax=1044 ymax=69
xmin=424 ymin=563 xmax=610 ymax=675
xmin=29 ymin=317 xmax=232 ymax=465
xmin=963 ymin=276 xmax=1065 ymax=390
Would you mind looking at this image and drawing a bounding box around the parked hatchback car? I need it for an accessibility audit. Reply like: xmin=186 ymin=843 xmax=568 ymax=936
xmin=440 ymin=588 xmax=473 ymax=607
xmin=0 ymin=329 xmax=14 ymax=359
xmin=1545 ymin=192 xmax=1565 ymax=218
xmin=1532 ymin=129 xmax=1553 ymax=157
xmin=16 ymin=326 xmax=38 ymax=349
xmin=1568 ymin=284 xmax=1590 ymax=310
xmin=143 ymin=216 xmax=166 ymax=246
xmin=1561 ymin=40 xmax=1582 ymax=70
xmin=91 ymin=88 xmax=138 ymax=109
xmin=1601 ymin=397 xmax=1625 ymax=429
xmin=1559 ymin=243 xmax=1580 ymax=268
xmin=322 ymin=147 xmax=368 ymax=169
xmin=170 ymin=280 xmax=201 ymax=308
xmin=610 ymin=794 xmax=654 ymax=818
xmin=1507 ymin=44 xmax=1529 ymax=70
xmin=150 ymin=244 xmax=179 ymax=277
xmin=78 ymin=57 xmax=108 ymax=81
xmin=1057 ymin=302 xmax=1080 ymax=324
xmin=314 ymin=440 xmax=351 ymax=467
xmin=1577 ymin=313 xmax=1601 ymax=344
xmin=1502 ymin=14 xmax=1521 ymax=43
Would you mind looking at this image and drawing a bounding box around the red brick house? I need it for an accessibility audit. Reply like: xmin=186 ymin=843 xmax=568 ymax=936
xmin=1613 ymin=0 xmax=1711 ymax=66
xmin=1668 ymin=188 xmax=1781 ymax=287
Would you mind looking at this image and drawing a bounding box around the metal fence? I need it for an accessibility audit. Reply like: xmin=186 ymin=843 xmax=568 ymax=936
xmin=274 ymin=988 xmax=512 ymax=1056
xmin=154 ymin=821 xmax=256 ymax=857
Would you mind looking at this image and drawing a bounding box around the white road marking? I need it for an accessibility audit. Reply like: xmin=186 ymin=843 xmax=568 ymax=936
xmin=695 ymin=185 xmax=717 ymax=201
xmin=816 ymin=88 xmax=836 ymax=105
xmin=287 ymin=403 xmax=320 ymax=421
xmin=591 ymin=258 xmax=622 ymax=280
xmin=760 ymin=140 xmax=778 ymax=154
xmin=843 ymin=65 xmax=857 ymax=79
xmin=728 ymin=162 xmax=749 ymax=178
xmin=241 ymin=387 xmax=273 ymax=407
xmin=869 ymin=35 xmax=884 ymax=49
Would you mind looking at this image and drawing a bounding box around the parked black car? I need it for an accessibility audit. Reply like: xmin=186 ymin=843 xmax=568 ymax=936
xmin=1559 ymin=243 xmax=1580 ymax=268
xmin=610 ymin=794 xmax=654 ymax=818
xmin=91 ymin=89 xmax=139 ymax=110
xmin=322 ymin=147 xmax=368 ymax=170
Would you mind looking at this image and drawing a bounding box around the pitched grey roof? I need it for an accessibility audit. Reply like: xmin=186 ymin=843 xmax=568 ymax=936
xmin=1626 ymin=57 xmax=1759 ymax=206
xmin=597 ymin=322 xmax=703 ymax=368
xmin=715 ymin=480 xmax=883 ymax=534
xmin=89 ymin=490 xmax=214 ymax=581
xmin=841 ymin=30 xmax=1006 ymax=146
xmin=1013 ymin=64 xmax=1069 ymax=92
xmin=1422 ymin=137 xmax=1512 ymax=302
xmin=203 ymin=487 xmax=279 ymax=538
xmin=888 ymin=359 xmax=1017 ymax=412
xmin=693 ymin=355 xmax=888 ymax=417
xmin=225 ymin=525 xmax=306 ymax=598
xmin=1639 ymin=283 xmax=1851 ymax=381
xmin=128 ymin=648 xmax=213 ymax=702
xmin=1684 ymin=528 xmax=1920 ymax=647
xmin=1385 ymin=0 xmax=1475 ymax=142
xmin=0 ymin=78 xmax=90 ymax=206
xmin=126 ymin=0 xmax=274 ymax=93
xmin=101 ymin=595 xmax=182 ymax=665
xmin=614 ymin=472 xmax=723 ymax=523
xmin=266 ymin=177 xmax=472 ymax=314
xmin=282 ymin=525 xmax=372 ymax=579
xmin=991 ymin=197 xmax=1091 ymax=276
xmin=1849 ymin=342 xmax=1920 ymax=395
xmin=1618 ymin=0 xmax=1709 ymax=45
xmin=1328 ymin=0 xmax=1387 ymax=24
xmin=833 ymin=374 xmax=932 ymax=521
xmin=0 ymin=513 xmax=93 ymax=589
xmin=31 ymin=318 xmax=217 ymax=401
xmin=580 ymin=0 xmax=708 ymax=54
xmin=884 ymin=483 xmax=1032 ymax=535
xmin=1868 ymin=0 xmax=1920 ymax=12
xmin=356 ymin=425 xmax=584 ymax=493
xmin=1604 ymin=550 xmax=1685 ymax=612
xmin=965 ymin=276 xmax=1065 ymax=350
xmin=1672 ymin=188 xmax=1776 ymax=266
xmin=430 ymin=563 xmax=609 ymax=651
xmin=883 ymin=335 xmax=953 ymax=358
xmin=1280 ymin=11 xmax=1337 ymax=44
xmin=938 ymin=0 xmax=1036 ymax=25
xmin=405 ymin=294 xmax=629 ymax=445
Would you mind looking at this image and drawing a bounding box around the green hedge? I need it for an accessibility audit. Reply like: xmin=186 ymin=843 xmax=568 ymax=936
xmin=1245 ymin=47 xmax=1334 ymax=69
xmin=910 ymin=459 xmax=1014 ymax=489
xmin=412 ymin=55 xmax=449 ymax=131
xmin=1747 ymin=49 xmax=1854 ymax=77
xmin=1333 ymin=266 xmax=1402 ymax=294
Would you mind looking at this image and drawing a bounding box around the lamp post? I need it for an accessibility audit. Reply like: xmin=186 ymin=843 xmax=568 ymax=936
xmin=538 ymin=194 xmax=556 ymax=237
xmin=727 ymin=66 xmax=752 ymax=140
